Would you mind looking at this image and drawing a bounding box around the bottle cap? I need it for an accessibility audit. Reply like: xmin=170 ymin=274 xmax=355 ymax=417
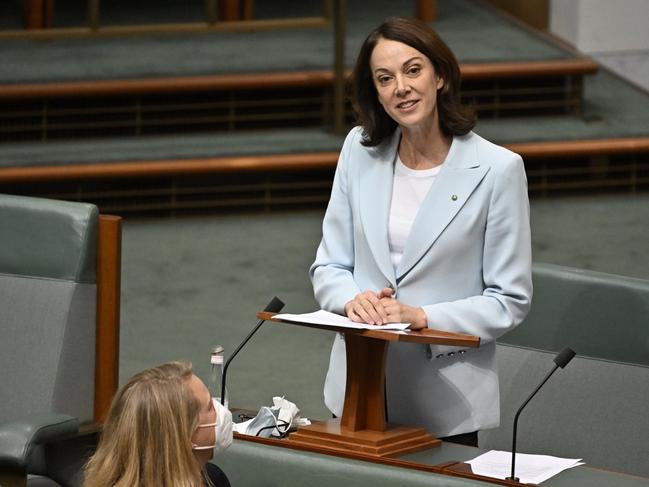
xmin=211 ymin=345 xmax=224 ymax=364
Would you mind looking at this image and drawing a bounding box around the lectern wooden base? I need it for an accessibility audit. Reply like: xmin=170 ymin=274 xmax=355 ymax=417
xmin=288 ymin=419 xmax=441 ymax=457
xmin=259 ymin=311 xmax=479 ymax=459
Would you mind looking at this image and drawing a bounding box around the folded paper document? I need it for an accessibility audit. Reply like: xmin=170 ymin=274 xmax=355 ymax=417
xmin=467 ymin=450 xmax=584 ymax=484
xmin=273 ymin=309 xmax=410 ymax=331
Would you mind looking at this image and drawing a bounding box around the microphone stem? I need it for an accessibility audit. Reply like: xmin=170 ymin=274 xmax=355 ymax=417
xmin=509 ymin=364 xmax=559 ymax=481
xmin=221 ymin=318 xmax=266 ymax=405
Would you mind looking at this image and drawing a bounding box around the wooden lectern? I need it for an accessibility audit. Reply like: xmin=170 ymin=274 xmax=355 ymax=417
xmin=258 ymin=311 xmax=480 ymax=458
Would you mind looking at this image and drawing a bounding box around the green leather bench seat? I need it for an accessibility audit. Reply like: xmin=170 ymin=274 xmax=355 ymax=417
xmin=216 ymin=436 xmax=649 ymax=487
xmin=216 ymin=439 xmax=493 ymax=487
xmin=480 ymin=263 xmax=649 ymax=478
xmin=500 ymin=263 xmax=649 ymax=367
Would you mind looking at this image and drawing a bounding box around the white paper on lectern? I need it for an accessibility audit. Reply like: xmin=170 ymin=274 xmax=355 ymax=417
xmin=466 ymin=450 xmax=584 ymax=484
xmin=273 ymin=310 xmax=410 ymax=331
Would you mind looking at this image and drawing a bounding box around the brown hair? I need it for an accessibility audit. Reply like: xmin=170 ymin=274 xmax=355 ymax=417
xmin=352 ymin=17 xmax=475 ymax=146
xmin=84 ymin=362 xmax=208 ymax=487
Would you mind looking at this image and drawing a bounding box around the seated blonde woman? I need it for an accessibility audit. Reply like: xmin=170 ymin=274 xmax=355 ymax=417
xmin=85 ymin=361 xmax=232 ymax=487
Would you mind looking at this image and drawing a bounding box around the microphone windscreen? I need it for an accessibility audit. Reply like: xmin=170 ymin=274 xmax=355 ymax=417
xmin=264 ymin=296 xmax=285 ymax=313
xmin=554 ymin=347 xmax=576 ymax=368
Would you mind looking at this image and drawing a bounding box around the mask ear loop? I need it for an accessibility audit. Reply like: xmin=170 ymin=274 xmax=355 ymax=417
xmin=253 ymin=407 xmax=293 ymax=438
xmin=252 ymin=406 xmax=277 ymax=437
xmin=191 ymin=420 xmax=219 ymax=450
xmin=271 ymin=408 xmax=293 ymax=438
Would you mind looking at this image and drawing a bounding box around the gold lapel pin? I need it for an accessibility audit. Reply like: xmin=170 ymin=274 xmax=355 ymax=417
xmin=451 ymin=194 xmax=458 ymax=201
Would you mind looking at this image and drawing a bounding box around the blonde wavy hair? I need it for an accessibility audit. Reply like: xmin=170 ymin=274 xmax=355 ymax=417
xmin=84 ymin=361 xmax=208 ymax=487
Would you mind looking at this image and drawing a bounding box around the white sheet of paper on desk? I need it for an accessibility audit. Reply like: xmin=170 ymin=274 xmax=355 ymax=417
xmin=467 ymin=450 xmax=584 ymax=484
xmin=273 ymin=310 xmax=410 ymax=331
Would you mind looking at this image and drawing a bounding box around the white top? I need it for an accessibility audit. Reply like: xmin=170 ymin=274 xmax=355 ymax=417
xmin=388 ymin=155 xmax=442 ymax=270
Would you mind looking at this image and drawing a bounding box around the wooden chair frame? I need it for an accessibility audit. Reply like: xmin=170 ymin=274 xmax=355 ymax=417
xmin=94 ymin=214 xmax=122 ymax=423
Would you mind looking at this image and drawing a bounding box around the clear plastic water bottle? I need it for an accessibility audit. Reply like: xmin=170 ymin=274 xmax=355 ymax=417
xmin=210 ymin=345 xmax=229 ymax=408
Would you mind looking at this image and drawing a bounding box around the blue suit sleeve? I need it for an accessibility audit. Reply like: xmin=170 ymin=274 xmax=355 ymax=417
xmin=309 ymin=129 xmax=363 ymax=314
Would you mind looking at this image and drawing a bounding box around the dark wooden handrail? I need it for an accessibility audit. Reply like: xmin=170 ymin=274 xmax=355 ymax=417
xmin=2 ymin=137 xmax=649 ymax=184
xmin=0 ymin=58 xmax=597 ymax=101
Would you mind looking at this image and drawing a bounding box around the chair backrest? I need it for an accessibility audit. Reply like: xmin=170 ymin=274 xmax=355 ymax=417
xmin=499 ymin=262 xmax=649 ymax=366
xmin=0 ymin=194 xmax=120 ymax=425
xmin=479 ymin=263 xmax=649 ymax=477
xmin=217 ymin=439 xmax=490 ymax=487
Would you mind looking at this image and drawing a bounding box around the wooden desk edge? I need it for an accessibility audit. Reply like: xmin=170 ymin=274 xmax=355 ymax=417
xmin=257 ymin=311 xmax=480 ymax=348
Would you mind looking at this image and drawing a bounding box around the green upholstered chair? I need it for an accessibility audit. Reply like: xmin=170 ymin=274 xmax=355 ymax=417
xmin=216 ymin=439 xmax=493 ymax=487
xmin=480 ymin=263 xmax=649 ymax=477
xmin=0 ymin=194 xmax=121 ymax=487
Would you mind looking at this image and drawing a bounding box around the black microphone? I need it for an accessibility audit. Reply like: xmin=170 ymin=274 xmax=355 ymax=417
xmin=506 ymin=347 xmax=576 ymax=482
xmin=220 ymin=297 xmax=285 ymax=406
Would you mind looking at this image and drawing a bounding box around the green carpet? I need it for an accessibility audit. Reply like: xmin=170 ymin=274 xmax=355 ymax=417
xmin=120 ymin=210 xmax=331 ymax=418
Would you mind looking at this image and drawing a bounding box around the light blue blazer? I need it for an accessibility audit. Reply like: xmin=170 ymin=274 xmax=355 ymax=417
xmin=310 ymin=126 xmax=532 ymax=437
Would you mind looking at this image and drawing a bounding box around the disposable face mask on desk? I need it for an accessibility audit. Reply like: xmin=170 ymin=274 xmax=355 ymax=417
xmin=233 ymin=396 xmax=309 ymax=438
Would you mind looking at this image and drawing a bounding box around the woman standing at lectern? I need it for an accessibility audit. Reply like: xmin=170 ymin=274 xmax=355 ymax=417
xmin=310 ymin=17 xmax=532 ymax=446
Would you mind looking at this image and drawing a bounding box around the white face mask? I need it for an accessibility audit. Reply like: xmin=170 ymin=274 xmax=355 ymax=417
xmin=192 ymin=398 xmax=233 ymax=455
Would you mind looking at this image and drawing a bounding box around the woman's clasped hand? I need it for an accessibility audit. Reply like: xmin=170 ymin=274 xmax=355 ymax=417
xmin=345 ymin=288 xmax=428 ymax=329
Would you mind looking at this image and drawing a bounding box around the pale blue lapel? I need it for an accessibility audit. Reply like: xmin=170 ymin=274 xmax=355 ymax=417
xmin=359 ymin=130 xmax=400 ymax=288
xmin=396 ymin=133 xmax=490 ymax=280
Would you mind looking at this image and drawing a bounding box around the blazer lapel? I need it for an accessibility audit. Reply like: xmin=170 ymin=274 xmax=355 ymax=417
xmin=396 ymin=133 xmax=490 ymax=280
xmin=359 ymin=130 xmax=400 ymax=288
